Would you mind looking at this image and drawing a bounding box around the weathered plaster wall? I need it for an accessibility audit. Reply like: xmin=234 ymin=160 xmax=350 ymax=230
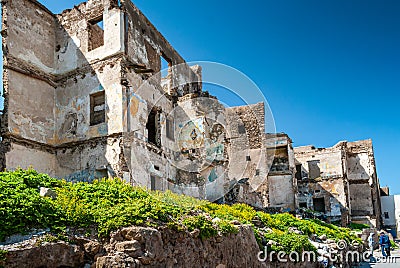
xmin=268 ymin=175 xmax=295 ymax=208
xmin=121 ymin=0 xmax=200 ymax=97
xmin=2 ymin=0 xmax=56 ymax=144
xmin=56 ymin=136 xmax=124 ymax=181
xmin=225 ymin=103 xmax=265 ymax=183
xmin=1 ymin=0 xmax=127 ymax=180
xmin=297 ymin=179 xmax=346 ymax=217
xmin=294 ymin=143 xmax=349 ymax=222
xmin=346 ymin=140 xmax=381 ymax=227
xmin=0 ymin=0 xmax=58 ymax=172
xmin=55 ymin=60 xmax=123 ymax=144
xmin=7 ymin=70 xmax=55 ymax=143
xmin=263 ymin=134 xmax=296 ymax=210
xmin=381 ymin=195 xmax=397 ymax=228
xmin=121 ymin=58 xmax=175 ymax=193
xmin=4 ymin=0 xmax=55 ymax=73
xmin=294 ymin=144 xmax=345 ymax=180
xmin=55 ymin=0 xmax=124 ymax=73
xmin=223 ymin=104 xmax=297 ymax=209
xmin=5 ymin=142 xmax=57 ymax=177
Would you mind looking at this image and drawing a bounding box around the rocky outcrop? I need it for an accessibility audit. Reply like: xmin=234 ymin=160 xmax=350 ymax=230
xmin=3 ymin=241 xmax=84 ymax=268
xmin=97 ymin=225 xmax=266 ymax=268
xmin=1 ymin=225 xmax=266 ymax=268
xmin=1 ymin=225 xmax=324 ymax=268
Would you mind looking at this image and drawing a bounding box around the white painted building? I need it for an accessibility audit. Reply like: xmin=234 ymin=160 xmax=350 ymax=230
xmin=381 ymin=195 xmax=400 ymax=238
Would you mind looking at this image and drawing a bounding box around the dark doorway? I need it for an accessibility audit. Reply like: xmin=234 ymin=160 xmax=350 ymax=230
xmin=146 ymin=108 xmax=161 ymax=147
xmin=295 ymin=164 xmax=302 ymax=180
xmin=313 ymin=197 xmax=325 ymax=213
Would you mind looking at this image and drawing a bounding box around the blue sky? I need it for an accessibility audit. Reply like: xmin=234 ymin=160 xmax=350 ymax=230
xmin=6 ymin=1 xmax=400 ymax=193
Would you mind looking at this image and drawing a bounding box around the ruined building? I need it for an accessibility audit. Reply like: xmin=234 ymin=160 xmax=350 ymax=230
xmin=294 ymin=140 xmax=382 ymax=228
xmin=0 ymin=0 xmax=381 ymax=227
xmin=224 ymin=132 xmax=296 ymax=211
xmin=0 ymin=0 xmax=279 ymax=204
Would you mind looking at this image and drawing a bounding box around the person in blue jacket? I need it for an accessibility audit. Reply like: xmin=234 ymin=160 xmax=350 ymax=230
xmin=379 ymin=231 xmax=391 ymax=257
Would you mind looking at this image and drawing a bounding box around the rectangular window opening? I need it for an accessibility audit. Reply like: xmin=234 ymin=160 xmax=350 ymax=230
xmin=146 ymin=108 xmax=161 ymax=147
xmin=88 ymin=16 xmax=104 ymax=51
xmin=90 ymin=91 xmax=106 ymax=126
xmin=384 ymin=212 xmax=389 ymax=219
xmin=308 ymin=160 xmax=321 ymax=180
xmin=295 ymin=164 xmax=302 ymax=180
xmin=313 ymin=197 xmax=325 ymax=213
xmin=299 ymin=202 xmax=307 ymax=208
xmin=160 ymin=54 xmax=171 ymax=78
xmin=246 ymin=155 xmax=251 ymax=161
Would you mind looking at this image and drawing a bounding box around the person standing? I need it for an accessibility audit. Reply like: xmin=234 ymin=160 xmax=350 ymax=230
xmin=379 ymin=231 xmax=391 ymax=257
xmin=368 ymin=233 xmax=375 ymax=260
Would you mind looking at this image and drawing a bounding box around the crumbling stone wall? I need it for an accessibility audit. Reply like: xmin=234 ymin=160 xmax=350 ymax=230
xmin=223 ymin=106 xmax=297 ymax=210
xmin=346 ymin=140 xmax=381 ymax=228
xmin=294 ymin=142 xmax=350 ymax=224
xmin=1 ymin=0 xmax=58 ymax=172
xmin=265 ymin=134 xmax=296 ymax=210
xmin=294 ymin=140 xmax=381 ymax=228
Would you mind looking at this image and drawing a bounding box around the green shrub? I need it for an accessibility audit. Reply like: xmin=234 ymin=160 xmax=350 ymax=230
xmin=0 ymin=169 xmax=64 ymax=240
xmin=182 ymin=215 xmax=218 ymax=239
xmin=201 ymin=202 xmax=256 ymax=224
xmin=0 ymin=169 xmax=361 ymax=255
xmin=349 ymin=222 xmax=370 ymax=231
xmin=263 ymin=229 xmax=316 ymax=254
xmin=0 ymin=249 xmax=7 ymax=261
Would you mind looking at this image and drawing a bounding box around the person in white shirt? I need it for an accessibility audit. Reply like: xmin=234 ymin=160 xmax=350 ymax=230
xmin=368 ymin=233 xmax=375 ymax=260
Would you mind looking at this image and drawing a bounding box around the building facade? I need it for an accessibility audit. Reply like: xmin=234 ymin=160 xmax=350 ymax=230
xmin=381 ymin=194 xmax=400 ymax=238
xmin=0 ymin=0 xmax=381 ymax=227
xmin=0 ymin=0 xmax=273 ymax=203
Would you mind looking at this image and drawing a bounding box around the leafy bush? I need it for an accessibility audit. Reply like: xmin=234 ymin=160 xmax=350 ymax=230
xmin=263 ymin=230 xmax=316 ymax=253
xmin=0 ymin=169 xmax=361 ymax=255
xmin=390 ymin=240 xmax=398 ymax=249
xmin=0 ymin=249 xmax=7 ymax=261
xmin=182 ymin=215 xmax=218 ymax=239
xmin=349 ymin=222 xmax=370 ymax=231
xmin=201 ymin=202 xmax=256 ymax=224
xmin=0 ymin=169 xmax=64 ymax=240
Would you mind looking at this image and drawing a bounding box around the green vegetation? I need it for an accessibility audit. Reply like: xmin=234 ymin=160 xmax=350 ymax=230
xmin=0 ymin=169 xmax=64 ymax=240
xmin=349 ymin=222 xmax=370 ymax=231
xmin=0 ymin=250 xmax=7 ymax=262
xmin=0 ymin=169 xmax=362 ymax=254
